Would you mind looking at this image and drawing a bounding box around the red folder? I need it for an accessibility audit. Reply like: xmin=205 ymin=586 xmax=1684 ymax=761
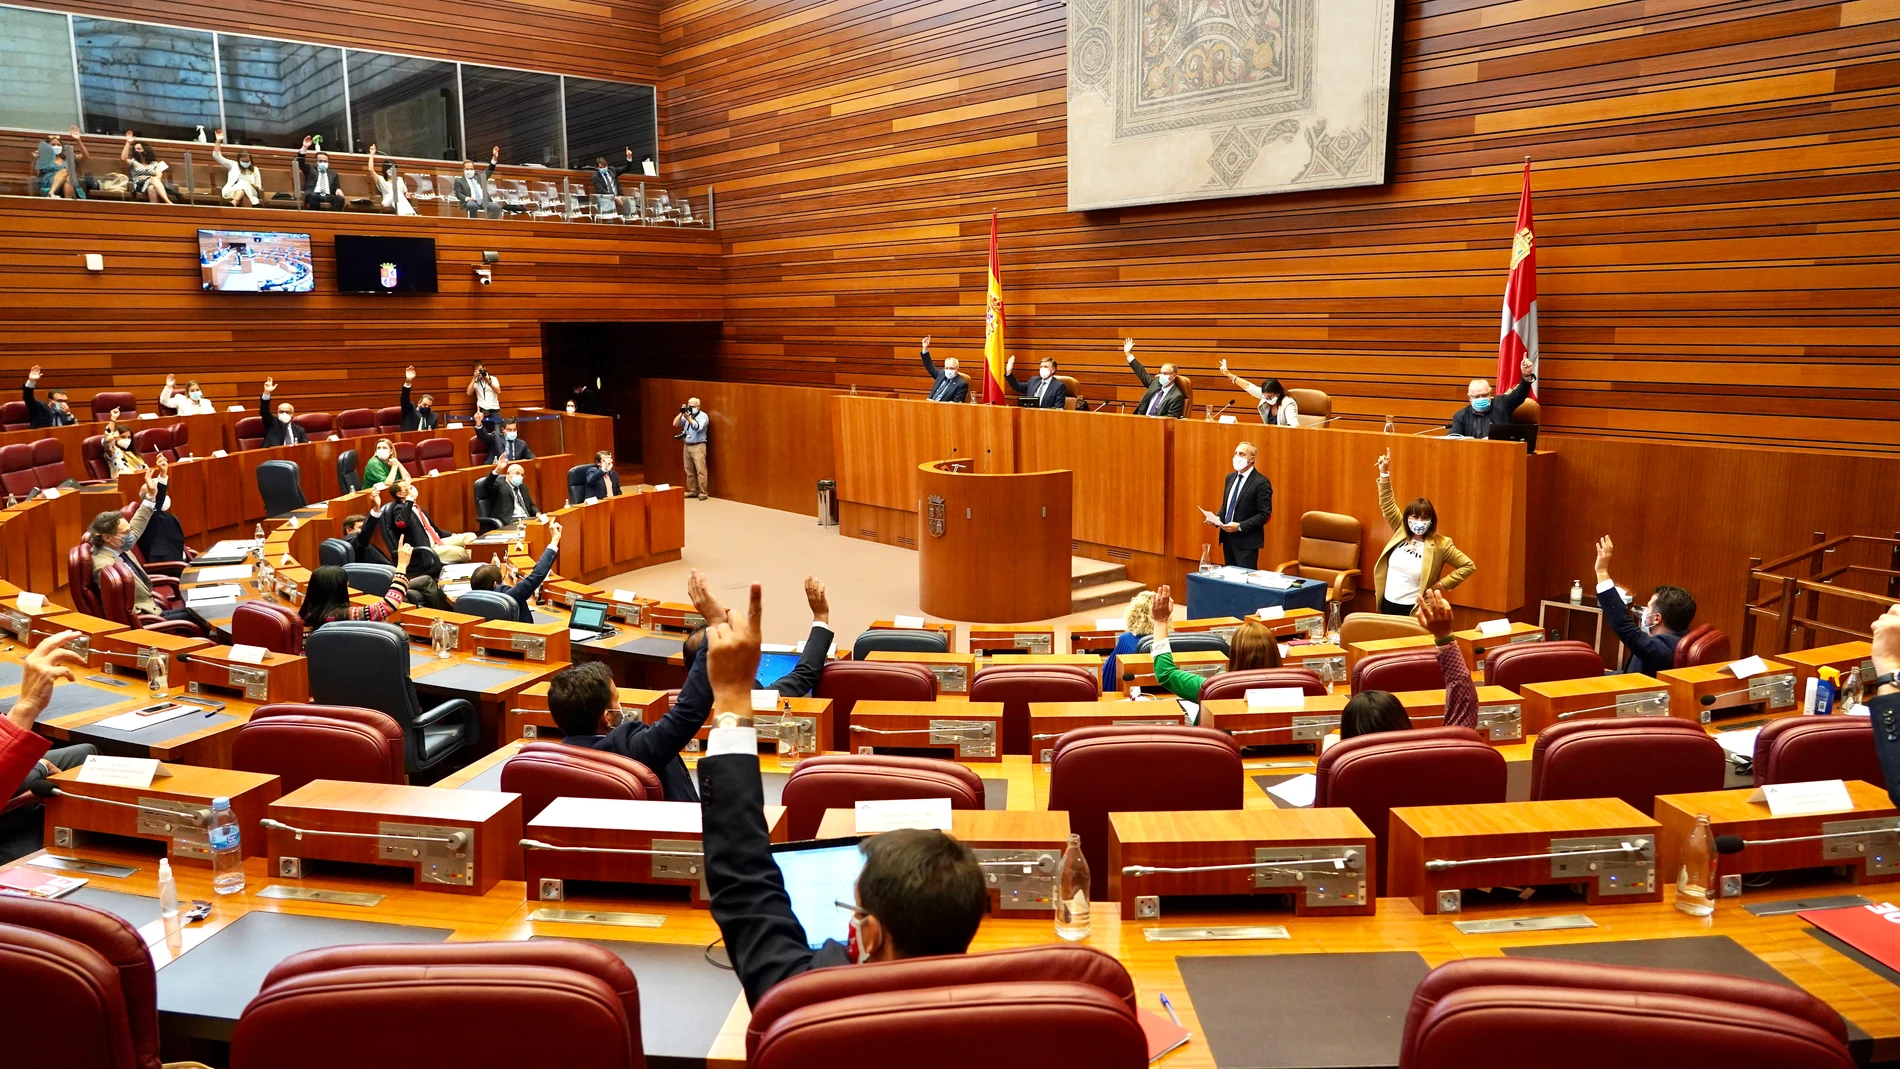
xmin=1801 ymin=902 xmax=1900 ymax=972
xmin=0 ymin=864 xmax=86 ymax=899
xmin=1137 ymin=1007 xmax=1191 ymax=1062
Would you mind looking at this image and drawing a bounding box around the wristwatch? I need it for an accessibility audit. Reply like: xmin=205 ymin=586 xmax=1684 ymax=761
xmin=1871 ymin=671 xmax=1900 ymax=695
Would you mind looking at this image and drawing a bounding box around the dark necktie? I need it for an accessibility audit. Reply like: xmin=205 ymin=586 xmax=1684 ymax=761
xmin=1223 ymin=472 xmax=1245 ymax=523
xmin=1147 ymin=389 xmax=1165 ymax=416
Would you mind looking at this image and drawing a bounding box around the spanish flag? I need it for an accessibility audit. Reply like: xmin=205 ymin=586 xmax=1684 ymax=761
xmin=981 ymin=211 xmax=1008 ymax=404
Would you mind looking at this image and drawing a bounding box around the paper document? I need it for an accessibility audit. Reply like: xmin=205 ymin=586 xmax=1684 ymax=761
xmin=1715 ymin=727 xmax=1760 ymax=761
xmin=1748 ymin=779 xmax=1853 ymax=817
xmin=1198 ymin=507 xmax=1222 ymax=525
xmin=1266 ymin=774 xmax=1317 ymax=808
xmin=892 ymin=615 xmax=926 ymax=630
xmin=184 ymin=584 xmax=242 ymax=604
xmin=190 ymin=564 xmax=252 ymax=583
xmin=202 ymin=540 xmax=253 ymax=558
xmin=441 ymin=563 xmax=480 ymax=581
xmin=76 ymin=754 xmax=163 ymax=788
xmin=855 ymin=797 xmax=953 ymax=834
xmin=1728 ymin=655 xmax=1769 ymax=679
xmin=92 ymin=704 xmax=199 ymax=731
xmin=1245 ymin=688 xmax=1306 ymax=710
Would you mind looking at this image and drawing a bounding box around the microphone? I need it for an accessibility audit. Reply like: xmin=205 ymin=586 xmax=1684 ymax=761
xmin=1206 ymin=402 xmax=1232 ymax=422
xmin=261 ymin=818 xmax=468 ymax=850
xmin=1302 ymin=415 xmax=1345 ymax=428
xmin=1554 ymin=694 xmax=1669 ymax=721
xmin=1712 ymin=827 xmax=1896 ymax=853
xmin=520 ymin=838 xmax=702 ymax=859
xmin=1411 ymin=425 xmax=1446 ymax=436
xmin=41 ymin=787 xmax=208 ymax=826
xmin=1124 ymin=853 xmax=1362 ymax=877
xmin=1716 ymin=835 xmax=1746 ymax=854
xmin=1424 ymin=839 xmax=1650 ymax=872
xmin=1700 ymin=685 xmax=1781 ymax=706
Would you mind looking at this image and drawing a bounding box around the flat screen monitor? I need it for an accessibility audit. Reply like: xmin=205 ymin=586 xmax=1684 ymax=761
xmin=333 ymin=234 xmax=438 ymax=293
xmin=754 ymin=652 xmax=800 ymax=688
xmin=569 ymin=600 xmax=610 ymax=634
xmin=769 ymin=837 xmax=867 ymax=951
xmin=198 ymin=230 xmax=314 ymax=293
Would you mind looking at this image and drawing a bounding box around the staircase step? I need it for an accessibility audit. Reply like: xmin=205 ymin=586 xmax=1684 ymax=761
xmin=1070 ymin=579 xmax=1146 ymax=615
xmin=1071 ymin=556 xmax=1128 ymax=590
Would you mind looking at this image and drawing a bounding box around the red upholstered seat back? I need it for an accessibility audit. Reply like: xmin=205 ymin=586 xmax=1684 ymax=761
xmin=292 ymin=412 xmax=334 ymax=437
xmin=0 ymin=400 xmax=29 ymax=431
xmin=68 ymin=543 xmax=104 ymax=616
xmin=31 ymin=437 xmax=67 ymax=487
xmin=816 ymin=660 xmax=938 ymax=751
xmin=1198 ymin=667 xmax=1328 ymax=702
xmin=969 ymin=664 xmax=1101 ymax=756
xmin=236 ymin=416 xmax=265 ymax=450
xmin=1485 ymin=640 xmax=1603 ymax=692
xmin=416 ymin=436 xmax=456 ymax=474
xmin=1753 ymin=716 xmax=1883 ymax=787
xmin=168 ymin=422 xmax=189 ymax=459
xmin=1674 ymin=625 xmax=1732 ymax=668
xmin=0 ymin=894 xmax=162 ymax=1069
xmin=82 ymin=434 xmax=111 ymax=480
xmin=781 ymin=754 xmax=984 ymax=840
xmin=92 ymin=391 xmax=137 ymax=421
xmin=337 ymin=408 xmax=377 ymax=436
xmin=1047 ymin=725 xmax=1243 ymax=900
xmin=1530 ymin=718 xmax=1724 ymax=815
xmin=231 ymin=941 xmax=643 ymax=1069
xmin=1316 ymin=726 xmax=1506 ymax=896
xmin=395 ymin=440 xmax=418 ymax=466
xmin=231 ymin=601 xmax=305 ymax=655
xmin=1353 ymin=648 xmax=1445 ymax=694
xmin=93 ymin=560 xmax=148 ymax=627
xmin=749 ymin=944 xmax=1140 ymax=1065
xmin=1401 ymin=957 xmax=1852 ymax=1069
xmin=469 ymin=434 xmax=491 ymax=466
xmin=375 ymin=406 xmax=405 ymax=433
xmin=233 ymin=704 xmax=405 ymax=794
xmin=502 ymin=741 xmax=662 ymax=823
xmin=132 ymin=426 xmax=172 ymax=462
xmin=0 ymin=443 xmax=34 ymax=497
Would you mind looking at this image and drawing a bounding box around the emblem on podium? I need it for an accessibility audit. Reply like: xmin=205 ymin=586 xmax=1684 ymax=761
xmin=926 ymin=495 xmax=946 ymax=538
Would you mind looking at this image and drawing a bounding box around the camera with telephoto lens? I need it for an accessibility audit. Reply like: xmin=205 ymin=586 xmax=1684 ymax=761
xmin=674 ymin=403 xmax=694 ymax=439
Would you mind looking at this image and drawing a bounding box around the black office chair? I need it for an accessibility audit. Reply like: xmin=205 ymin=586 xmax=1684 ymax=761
xmin=257 ymin=460 xmax=306 ymax=518
xmin=471 ymin=474 xmax=504 ymax=534
xmin=343 ymin=562 xmax=396 ymax=596
xmin=851 ymin=628 xmax=952 ymax=660
xmin=453 ymin=590 xmax=520 ymax=623
xmin=336 ymin=449 xmax=361 ymax=494
xmin=565 ymin=464 xmax=592 ymax=507
xmin=306 ymin=621 xmax=477 ymax=782
xmin=406 ymin=546 xmax=441 ymax=581
xmin=318 ymin=538 xmax=354 ymax=568
xmin=1136 ymin=633 xmax=1230 ymax=656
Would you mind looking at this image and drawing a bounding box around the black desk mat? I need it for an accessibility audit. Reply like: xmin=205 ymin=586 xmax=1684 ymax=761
xmin=603 ymin=635 xmax=684 ymax=658
xmin=410 ymin=650 xmax=438 ymax=670
xmin=0 ymin=661 xmax=24 ymax=688
xmin=534 ymin=936 xmax=741 ymax=1062
xmin=72 ymin=712 xmax=236 ymax=748
xmin=744 ymin=770 xmax=1008 ymax=811
xmin=66 ymin=886 xmax=161 ymax=929
xmin=531 ymin=609 xmax=562 ymax=626
xmin=0 ymin=681 xmax=136 ymax=723
xmin=157 ymin=911 xmax=452 ymax=1040
xmin=418 ymin=663 xmax=532 ymax=692
xmin=1178 ymin=951 xmax=1430 ymax=1068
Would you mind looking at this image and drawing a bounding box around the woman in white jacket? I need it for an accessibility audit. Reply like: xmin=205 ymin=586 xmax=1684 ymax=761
xmin=1220 ymin=359 xmax=1300 ymax=427
xmin=210 ymin=130 xmax=263 ymax=208
xmin=367 ymin=145 xmax=416 ymax=216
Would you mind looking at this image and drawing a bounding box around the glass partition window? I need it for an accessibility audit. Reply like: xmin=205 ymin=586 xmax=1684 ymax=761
xmin=0 ymin=6 xmax=80 ymax=133
xmin=347 ymin=50 xmax=460 ymax=161
xmin=564 ymin=77 xmax=656 ymax=171
xmin=72 ymin=16 xmax=218 ymax=141
xmin=218 ymin=35 xmax=346 ymax=150
xmin=461 ymin=66 xmax=561 ymax=168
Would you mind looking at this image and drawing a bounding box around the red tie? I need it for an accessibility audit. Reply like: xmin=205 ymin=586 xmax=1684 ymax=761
xmin=414 ymin=504 xmax=442 ymax=544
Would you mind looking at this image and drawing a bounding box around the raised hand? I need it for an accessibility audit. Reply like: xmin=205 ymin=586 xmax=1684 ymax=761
xmin=490 ymin=145 xmax=499 ymax=162
xmin=395 ymin=542 xmax=414 ymax=573
xmin=368 ymin=142 xmax=378 ymax=156
xmin=124 ymin=130 xmax=135 ymax=143
xmin=1415 ymin=588 xmax=1455 ymax=641
xmin=9 ymin=632 xmax=86 ymax=730
xmin=165 ymin=373 xmax=175 ymax=387
xmin=686 ymin=568 xmax=727 ymax=626
xmin=108 ymin=407 xmax=120 ymax=422
xmin=706 ymin=583 xmax=763 ymax=713
xmin=547 ymin=518 xmax=563 ymax=550
xmin=920 ymin=335 xmax=932 ymax=352
xmin=1593 ymin=535 xmax=1614 ymax=581
xmin=156 ymin=455 xmax=169 ymax=477
xmin=804 ymin=576 xmax=829 ymax=624
xmin=1005 ymin=355 xmax=1015 ymax=375
xmin=214 ymin=129 xmax=224 ymax=143
xmin=1124 ymin=337 xmax=1135 ymax=356
xmin=1521 ymin=356 xmax=1535 ymax=378
xmin=1219 ymin=358 xmax=1230 ymax=376
xmin=263 ymin=377 xmax=276 ymax=394
xmin=404 ymin=365 xmax=416 ymax=383
xmin=1376 ymin=451 xmax=1390 ymax=478
xmin=1872 ymin=604 xmax=1900 ymax=679
xmin=1152 ymin=584 xmax=1174 ymax=624
xmin=27 ymin=364 xmax=41 ymax=381
xmin=301 ymin=135 xmax=313 ymax=150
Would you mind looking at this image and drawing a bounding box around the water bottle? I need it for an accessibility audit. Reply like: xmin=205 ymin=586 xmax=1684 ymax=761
xmin=1198 ymin=544 xmax=1214 ymax=575
xmin=145 ymin=650 xmax=168 ymax=699
xmin=1675 ymin=812 xmax=1715 ymax=916
xmin=1325 ymin=602 xmax=1342 ymax=645
xmin=430 ymin=616 xmax=454 ymax=659
xmin=209 ymin=797 xmax=245 ymax=894
xmin=157 ymin=857 xmax=181 ymax=936
xmin=1569 ymin=579 xmax=1583 ymax=604
xmin=1055 ymin=833 xmax=1091 ymax=940
xmin=1383 ymin=415 xmax=1396 ymax=434
xmin=1838 ymin=668 xmax=1866 ymax=715
xmin=253 ymin=522 xmax=266 ymax=548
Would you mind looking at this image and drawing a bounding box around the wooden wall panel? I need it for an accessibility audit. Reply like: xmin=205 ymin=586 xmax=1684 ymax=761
xmin=638 ymin=377 xmax=837 ymax=515
xmin=833 ymin=396 xmax=1015 ymax=514
xmin=659 ymin=0 xmax=1900 ymax=454
xmin=1018 ymin=408 xmax=1167 ymax=558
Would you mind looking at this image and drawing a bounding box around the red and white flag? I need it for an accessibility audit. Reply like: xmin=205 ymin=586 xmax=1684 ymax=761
xmin=1497 ymin=160 xmax=1538 ymax=398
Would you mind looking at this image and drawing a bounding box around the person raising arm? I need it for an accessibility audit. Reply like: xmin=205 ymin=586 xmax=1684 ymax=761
xmin=1867 ymin=606 xmax=1900 ymax=809
xmin=1145 ymin=584 xmax=1275 ymax=701
xmin=400 ymin=367 xmax=440 ymax=432
xmin=1 ymin=632 xmax=89 ymax=798
xmin=1592 ymin=535 xmax=1696 ymax=677
xmin=1219 ymin=359 xmax=1299 ymax=426
xmin=1332 ymin=590 xmax=1475 ymax=746
xmin=1372 ymin=450 xmax=1475 ymax=616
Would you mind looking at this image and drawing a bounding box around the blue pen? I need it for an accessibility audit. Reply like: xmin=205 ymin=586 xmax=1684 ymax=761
xmin=1158 ymin=992 xmax=1181 ymax=1026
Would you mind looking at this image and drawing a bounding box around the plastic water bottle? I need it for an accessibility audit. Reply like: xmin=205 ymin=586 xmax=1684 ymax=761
xmin=157 ymin=857 xmax=181 ymax=936
xmin=1675 ymin=812 xmax=1715 ymax=916
xmin=145 ymin=650 xmax=168 ymax=699
xmin=1325 ymin=602 xmax=1342 ymax=645
xmin=430 ymin=616 xmax=455 ymax=659
xmin=1198 ymin=544 xmax=1214 ymax=575
xmin=1055 ymin=833 xmax=1091 ymax=940
xmin=253 ymin=522 xmax=266 ymax=548
xmin=209 ymin=797 xmax=245 ymax=894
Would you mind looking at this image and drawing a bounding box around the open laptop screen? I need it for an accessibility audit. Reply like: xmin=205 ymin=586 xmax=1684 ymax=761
xmin=769 ymin=837 xmax=867 ymax=951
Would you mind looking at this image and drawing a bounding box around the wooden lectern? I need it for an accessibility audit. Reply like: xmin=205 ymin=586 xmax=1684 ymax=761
xmin=916 ymin=459 xmax=1071 ymax=623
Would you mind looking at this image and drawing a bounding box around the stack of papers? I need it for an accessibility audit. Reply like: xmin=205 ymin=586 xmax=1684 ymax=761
xmin=191 ymin=564 xmax=253 ymax=583
xmin=184 ymin=584 xmax=242 ymax=605
xmin=441 ymin=563 xmax=480 ymax=581
xmin=1246 ymin=571 xmax=1292 ymax=589
xmin=1266 ymin=774 xmax=1317 ymax=808
xmin=1716 ymin=727 xmax=1761 ymax=762
xmin=92 ymin=704 xmax=198 ymax=731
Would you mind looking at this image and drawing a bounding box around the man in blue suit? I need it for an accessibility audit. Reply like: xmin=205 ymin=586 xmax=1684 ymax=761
xmin=1004 ymin=355 xmax=1067 ymax=408
xmin=1593 ymin=535 xmax=1695 ymax=676
xmin=919 ymin=335 xmax=968 ymax=403
xmin=579 ymin=450 xmax=621 ymax=501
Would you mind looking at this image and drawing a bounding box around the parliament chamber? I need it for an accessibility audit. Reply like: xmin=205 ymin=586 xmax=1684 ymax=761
xmin=3 ymin=1 xmax=1900 ymax=1068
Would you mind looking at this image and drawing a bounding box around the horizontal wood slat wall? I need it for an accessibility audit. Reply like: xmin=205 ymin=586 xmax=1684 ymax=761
xmin=660 ymin=0 xmax=1900 ymax=454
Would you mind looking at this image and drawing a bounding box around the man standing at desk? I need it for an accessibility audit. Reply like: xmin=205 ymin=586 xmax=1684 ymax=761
xmin=1122 ymin=338 xmax=1185 ymax=417
xmin=1205 ymin=441 xmax=1272 ymax=568
xmin=919 ymin=336 xmax=968 ymax=403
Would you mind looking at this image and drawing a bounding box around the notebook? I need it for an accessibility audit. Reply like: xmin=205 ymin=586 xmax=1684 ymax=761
xmin=0 ymin=864 xmax=87 ymax=899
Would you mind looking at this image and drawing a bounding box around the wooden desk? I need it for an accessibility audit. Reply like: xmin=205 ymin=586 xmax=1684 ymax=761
xmin=412 ymin=653 xmax=565 ymax=752
xmin=864 ymin=650 xmax=977 ymax=694
xmin=1660 ymin=659 xmax=1799 ymax=724
xmin=1026 ymin=699 xmax=1188 ymax=761
xmin=1517 ymin=674 xmax=1673 ymax=735
xmin=1119 ymin=650 xmax=1226 ymax=694
xmin=1776 ymin=641 xmax=1876 ymax=698
xmin=846 ymin=700 xmax=1003 ymax=762
xmin=1389 ymin=798 xmax=1662 ymax=914
xmin=506 ymin=682 xmax=671 ymax=741
xmin=1452 ymin=620 xmax=1544 ymax=668
xmin=1654 ymin=780 xmax=1900 ymax=887
xmin=917 ymin=458 xmax=1072 ymax=623
xmin=1110 ymin=809 xmax=1377 ymax=918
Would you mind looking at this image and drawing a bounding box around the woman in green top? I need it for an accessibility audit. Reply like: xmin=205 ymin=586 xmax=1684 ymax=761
xmin=1147 ymin=584 xmax=1276 ymax=701
xmin=363 ymin=438 xmax=411 ymax=488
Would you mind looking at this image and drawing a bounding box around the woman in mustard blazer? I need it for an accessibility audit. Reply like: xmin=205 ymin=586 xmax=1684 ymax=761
xmin=1372 ymin=451 xmax=1475 ymax=616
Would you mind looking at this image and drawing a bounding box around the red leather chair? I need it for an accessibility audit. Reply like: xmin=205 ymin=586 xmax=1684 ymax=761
xmin=337 ymin=408 xmax=377 ymax=437
xmin=1198 ymin=667 xmax=1328 ymax=702
xmin=970 ymin=663 xmax=1100 ymax=756
xmin=501 ymin=741 xmax=662 ymax=824
xmin=1047 ymin=725 xmax=1243 ymax=899
xmin=395 ymin=440 xmax=419 ymax=467
xmin=0 ymin=400 xmax=29 ymax=430
xmin=78 ymin=549 xmax=201 ymax=636
xmin=416 ymin=436 xmax=456 ymax=475
xmin=232 ymin=600 xmax=305 ymax=655
xmin=233 ymin=704 xmax=406 ymax=793
xmin=781 ymin=754 xmax=984 ymax=840
xmin=816 ymin=660 xmax=938 ymax=751
xmin=118 ymin=500 xmax=194 ymax=577
xmin=230 ymin=941 xmax=643 ymax=1069
xmin=292 ymin=412 xmax=335 ymax=439
xmin=236 ymin=416 xmax=265 ymax=450
xmin=167 ymin=422 xmax=190 ymax=459
xmin=0 ymin=443 xmax=34 ymax=498
xmin=748 ymin=944 xmax=1142 ymax=1069
xmin=1530 ymin=718 xmax=1724 ymax=815
xmin=91 ymin=391 xmax=136 ymax=421
xmin=469 ymin=434 xmax=491 ymax=466
xmin=1316 ymin=726 xmax=1506 ymax=895
xmin=131 ymin=426 xmax=172 ymax=462
xmin=1753 ymin=716 xmax=1883 ymax=787
xmin=1485 ymin=640 xmax=1603 ymax=692
xmin=1400 ymin=957 xmax=1854 ymax=1069
xmin=81 ymin=435 xmax=112 ymax=480
xmin=375 ymin=406 xmax=406 ymax=434
xmin=31 ymin=437 xmax=68 ymax=487
xmin=1674 ymin=625 xmax=1732 ymax=669
xmin=1352 ymin=648 xmax=1445 ymax=694
xmin=0 ymin=894 xmax=163 ymax=1069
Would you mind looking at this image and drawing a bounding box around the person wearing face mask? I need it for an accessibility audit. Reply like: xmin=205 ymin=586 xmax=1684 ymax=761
xmin=579 ymin=450 xmax=622 ymax=501
xmin=1592 ymin=535 xmax=1697 ymax=677
xmin=100 ymin=414 xmax=147 ymax=476
xmin=1448 ymin=356 xmax=1536 ymax=439
xmin=469 ymin=519 xmax=562 ymax=621
xmin=340 ymin=508 xmax=391 ymax=567
xmin=258 ymin=378 xmax=310 ymax=447
xmin=590 ymin=147 xmax=640 ymax=216
xmin=478 ymin=459 xmax=540 ymax=526
xmin=1219 ymin=360 xmax=1300 ymax=426
xmin=397 ymin=366 xmax=440 ymax=432
xmin=87 ymin=463 xmax=192 ymax=621
xmin=917 ymin=335 xmax=969 ymax=403
xmin=377 ymin=479 xmax=476 ymax=563
xmin=21 ymin=366 xmax=77 ymax=428
xmin=38 ymin=127 xmax=88 ymax=200
xmin=210 ymin=129 xmax=263 ymax=208
xmin=362 ymin=438 xmax=411 ymax=489
xmin=295 ymin=135 xmax=344 ymax=211
xmin=478 ymin=417 xmax=535 ymax=464
xmin=673 ymin=398 xmax=710 ymax=500
xmin=1372 ymin=451 xmax=1476 ymax=616
xmin=1205 ymin=441 xmax=1272 ymax=568
xmin=1002 ymin=354 xmax=1067 ymax=408
xmin=364 ymin=144 xmax=415 ymax=216
xmin=466 ymin=361 xmax=503 ymax=432
xmin=454 ymin=146 xmax=502 ymax=219
xmin=1122 ymin=337 xmax=1186 ymax=418
xmin=120 ymin=131 xmax=174 ymax=204
xmin=158 ymin=373 xmax=216 ymax=416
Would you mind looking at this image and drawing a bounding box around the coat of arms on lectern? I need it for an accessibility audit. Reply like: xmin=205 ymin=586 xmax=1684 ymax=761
xmin=926 ymin=495 xmax=946 ymax=538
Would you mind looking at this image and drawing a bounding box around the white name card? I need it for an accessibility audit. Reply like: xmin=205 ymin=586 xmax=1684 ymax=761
xmin=14 ymin=592 xmax=44 ymax=612
xmin=226 ymin=405 xmax=246 ymax=413
xmin=77 ymin=754 xmax=162 ymax=788
xmin=228 ymin=644 xmax=269 ymax=665
xmin=892 ymin=615 xmax=926 ymax=630
xmin=328 ymin=434 xmax=340 ymax=442
xmin=39 ymin=488 xmax=59 ymax=500
xmin=1749 ymin=778 xmax=1854 ymax=817
xmin=1095 ymin=618 xmax=1125 ymax=632
xmin=654 ymin=483 xmax=672 ymax=491
xmin=611 ymin=589 xmax=636 ymax=603
xmin=584 ymin=496 xmax=599 ymax=506
xmin=854 ymin=796 xmax=953 ymax=834
xmin=1245 ymin=687 xmax=1307 ymax=710
xmin=1477 ymin=619 xmax=1514 ymax=638
xmin=1728 ymin=655 xmax=1769 ymax=679
xmin=1254 ymin=606 xmax=1286 ymax=621
xmin=138 ymin=411 xmax=158 ymax=420
xmin=211 ymin=449 xmax=229 ymax=458
xmin=447 ymin=422 xmax=465 ymax=430
xmin=750 ymin=689 xmax=783 ymax=711
xmin=429 ymin=468 xmax=442 ymax=477
xmin=1217 ymin=414 xmax=1237 ymax=424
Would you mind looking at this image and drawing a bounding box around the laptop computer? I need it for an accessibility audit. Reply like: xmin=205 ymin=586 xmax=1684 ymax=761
xmin=770 ymin=837 xmax=868 ymax=951
xmin=755 ymin=651 xmax=801 ymax=688
xmin=1487 ymin=423 xmax=1539 ymax=453
xmin=568 ymin=599 xmax=614 ymax=643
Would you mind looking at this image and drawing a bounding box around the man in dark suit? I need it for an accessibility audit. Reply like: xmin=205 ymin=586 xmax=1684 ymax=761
xmin=589 ymin=147 xmax=640 ymax=215
xmin=399 ymin=366 xmax=439 ymax=432
xmin=258 ymin=378 xmax=310 ymax=447
xmin=1593 ymin=535 xmax=1695 ymax=676
xmin=1003 ymin=354 xmax=1067 ymax=408
xmin=1449 ymin=356 xmax=1537 ymax=438
xmin=696 ymin=581 xmax=987 ymax=1007
xmin=135 ymin=479 xmax=189 ymax=566
xmin=341 ymin=510 xmax=391 ymax=567
xmin=294 ymin=136 xmax=343 ymax=211
xmin=478 ymin=418 xmax=535 ymax=463
xmin=470 ymin=520 xmax=561 ymax=622
xmin=21 ymin=366 xmax=76 ymax=428
xmin=919 ymin=335 xmax=968 ymax=403
xmin=579 ymin=450 xmax=621 ymax=501
xmin=376 ymin=480 xmax=475 ymax=563
xmin=1865 ymin=607 xmax=1900 ymax=808
xmin=477 ymin=460 xmax=540 ymax=526
xmin=1122 ymin=338 xmax=1186 ymax=418
xmin=1209 ymin=441 xmax=1273 ymax=568
xmin=454 ymin=147 xmax=501 ymax=219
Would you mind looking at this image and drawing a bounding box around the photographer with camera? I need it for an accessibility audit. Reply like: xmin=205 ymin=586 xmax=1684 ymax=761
xmin=674 ymin=397 xmax=710 ymax=501
xmin=466 ymin=361 xmax=502 ymax=433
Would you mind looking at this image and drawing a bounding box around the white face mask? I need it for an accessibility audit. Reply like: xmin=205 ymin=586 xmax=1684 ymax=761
xmin=317 ymin=162 xmax=327 ymax=172
xmin=279 ymin=412 xmax=293 ymax=424
xmin=509 ymin=474 xmax=523 ymax=486
xmin=188 ymin=389 xmax=202 ymax=400
xmin=1232 ymin=454 xmax=1250 ymax=472
xmin=944 ymin=368 xmax=959 ymax=379
xmin=566 ymin=403 xmax=576 ymax=414
xmin=117 ymin=437 xmax=132 ymax=449
xmin=1407 ymin=518 xmax=1431 ymax=538
xmin=375 ymin=448 xmax=390 ymax=460
xmin=1156 ymin=374 xmax=1174 ymax=388
xmin=1038 ymin=367 xmax=1052 ymax=379
xmin=503 ymin=430 xmax=516 ymax=441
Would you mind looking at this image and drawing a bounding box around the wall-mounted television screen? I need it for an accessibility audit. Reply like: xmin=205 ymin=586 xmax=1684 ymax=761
xmin=334 ymin=235 xmax=439 ymax=294
xmin=198 ymin=230 xmax=314 ymax=293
